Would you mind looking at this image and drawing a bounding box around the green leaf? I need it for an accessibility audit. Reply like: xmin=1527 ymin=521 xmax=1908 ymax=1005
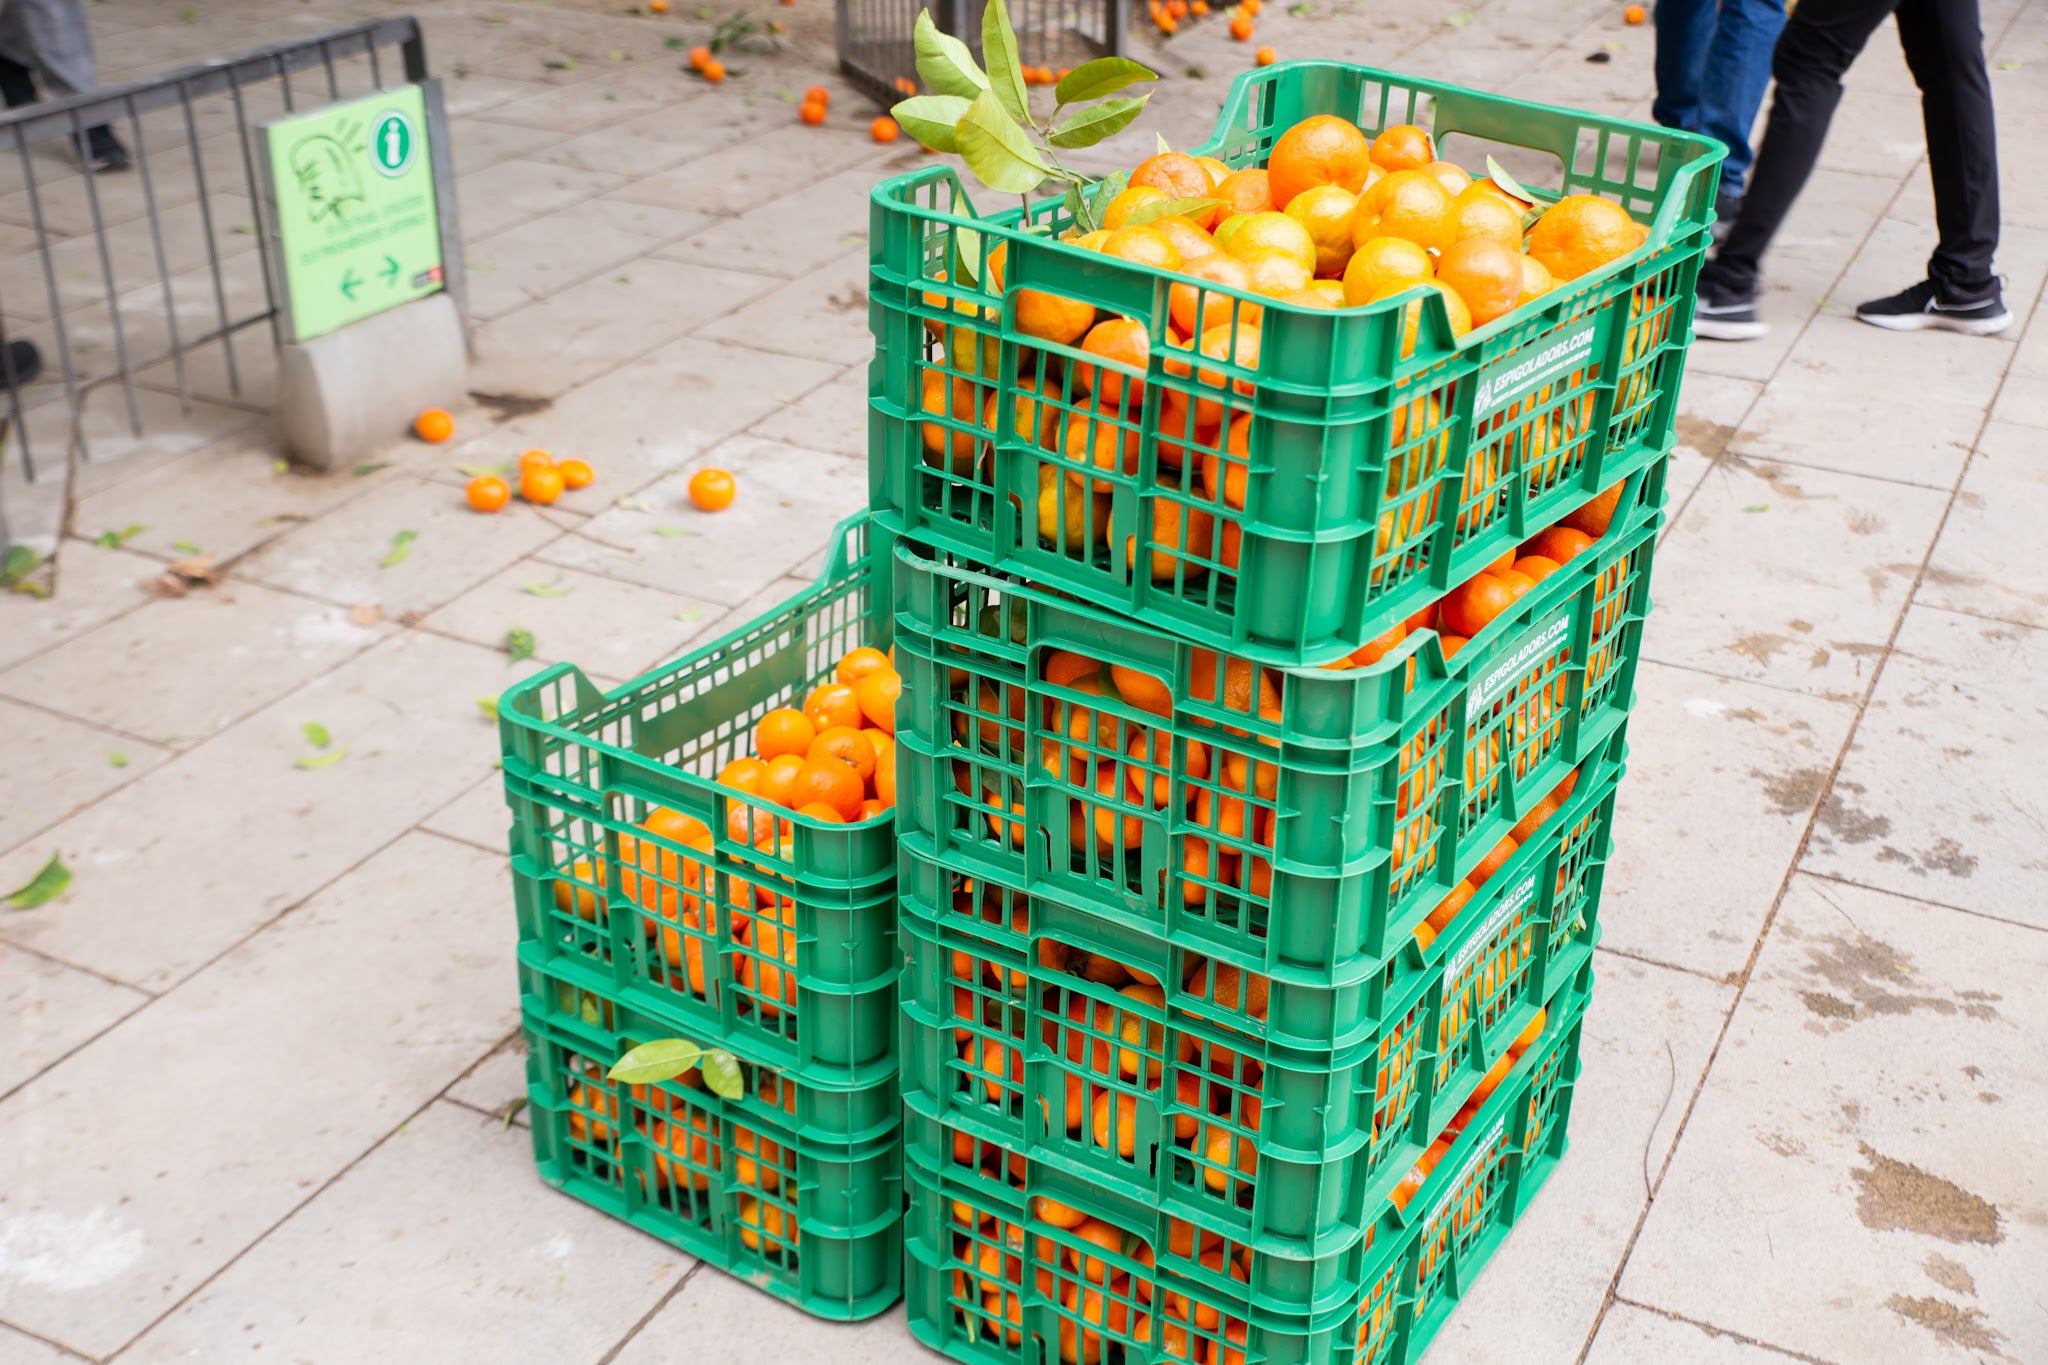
xmin=523 ymin=575 xmax=572 ymax=597
xmin=172 ymin=540 xmax=202 ymax=555
xmin=955 ymin=90 xmax=1052 ymax=194
xmin=500 ymin=1097 xmax=527 ymax=1129
xmin=652 ymin=526 xmax=695 ymax=538
xmin=505 ymin=627 xmax=536 ymax=663
xmin=295 ymin=748 xmax=347 ymax=770
xmin=302 ymin=721 xmax=332 ymax=749
xmin=674 ymin=608 xmax=705 ymax=622
xmin=95 ymin=524 xmax=147 ymax=549
xmin=912 ymin=10 xmax=989 ymax=100
xmin=1083 ymin=171 xmax=1129 ymax=226
xmin=1998 ymin=60 xmax=2021 ymax=71
xmin=108 ymin=751 xmax=129 ymax=768
xmin=1048 ymin=95 xmax=1148 ymax=150
xmin=1 ymin=544 xmax=41 ymax=587
xmin=1742 ymin=503 xmax=1769 ymax=513
xmin=664 ymin=35 xmax=686 ymax=48
xmin=380 ymin=530 xmax=417 ymax=568
xmin=4 ymin=854 xmax=71 ymax=909
xmin=1120 ymin=193 xmax=1221 ymax=227
xmin=609 ymin=1037 xmax=706 ymax=1083
xmin=951 ymin=227 xmax=984 ymax=288
xmin=476 ymin=695 xmax=501 ymax=722
xmin=352 ymin=462 xmax=389 ymax=477
xmin=981 ymin=0 xmax=1030 ymax=124
xmin=458 ymin=461 xmax=513 ymax=478
xmin=1445 ymin=10 xmax=1471 ymax=25
xmin=1062 ymin=181 xmax=1091 ymax=233
xmin=698 ymin=1049 xmax=745 ymax=1099
xmin=892 ymin=94 xmax=971 ymax=152
xmin=1484 ymin=155 xmax=1538 ymax=209
xmin=1156 ymin=131 xmax=1172 ymax=157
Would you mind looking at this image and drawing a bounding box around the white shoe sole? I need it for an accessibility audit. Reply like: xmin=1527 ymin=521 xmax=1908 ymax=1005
xmin=1694 ymin=316 xmax=1769 ymax=341
xmin=1857 ymin=309 xmax=2013 ymax=336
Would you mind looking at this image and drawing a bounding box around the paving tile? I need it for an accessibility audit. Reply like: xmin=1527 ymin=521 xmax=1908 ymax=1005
xmin=607 ymin=124 xmax=894 ymax=218
xmin=694 ymin=250 xmax=872 ymax=365
xmin=1991 ymin=372 xmax=2048 ymax=429
xmin=745 ymin=361 xmax=868 ymax=459
xmin=0 ymin=1323 xmax=79 ymax=1364
xmin=445 ymin=336 xmax=840 ymax=499
xmin=69 ymin=438 xmax=398 ymax=567
xmin=1801 ymin=605 xmax=2048 ymax=926
xmin=0 ymin=834 xmax=519 ymax=1358
xmin=1666 ymin=370 xmax=1763 ymax=520
xmin=464 ymin=197 xmax=707 ymax=322
xmin=1919 ymin=422 xmax=2048 ymax=627
xmin=537 ymin=91 xmax=790 ymax=178
xmin=1420 ymin=953 xmax=1735 ymax=1365
xmin=447 ymin=115 xmax=569 ymax=177
xmin=1586 ymin=1303 xmax=1812 ymax=1364
xmin=422 ymin=560 xmax=722 ymax=679
xmin=420 ymin=777 xmax=512 ymax=856
xmin=0 ymin=946 xmax=147 ymax=1099
xmin=1644 ymin=458 xmax=1950 ymax=701
xmin=118 ymin=1100 xmax=685 ymax=1363
xmin=0 ymin=542 xmax=154 ymax=673
xmin=443 ymin=1032 xmax=530 ymax=1124
xmin=454 ymin=159 xmax=626 ymax=241
xmin=1602 ymin=663 xmax=1859 ymax=982
xmin=1619 ymin=875 xmax=2048 ymax=1365
xmin=437 ymin=72 xmax=553 ymax=121
xmin=466 ymin=256 xmax=775 ymax=401
xmin=536 ymin=436 xmax=864 ymax=604
xmin=234 ymin=475 xmax=574 ymax=618
xmin=0 ymin=189 xmax=258 ymax=323
xmin=0 ymin=630 xmax=536 ymax=990
xmin=0 ymin=582 xmax=388 ymax=749
xmin=0 ymin=699 xmax=168 ymax=857
xmin=657 ymin=167 xmax=879 ymax=277
xmin=609 ymin=1263 xmax=920 ymax=1365
xmin=470 ymin=60 xmax=705 ymax=135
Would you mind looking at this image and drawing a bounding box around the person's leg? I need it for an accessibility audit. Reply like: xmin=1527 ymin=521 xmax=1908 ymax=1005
xmin=5 ymin=0 xmax=127 ymax=171
xmin=1653 ymin=0 xmax=1718 ymax=134
xmin=1694 ymin=0 xmax=1896 ymax=341
xmin=1692 ymin=0 xmax=1789 ymax=199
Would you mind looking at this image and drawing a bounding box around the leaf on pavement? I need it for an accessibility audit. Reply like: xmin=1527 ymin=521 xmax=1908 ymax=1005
xmin=3 ymin=854 xmax=71 ymax=909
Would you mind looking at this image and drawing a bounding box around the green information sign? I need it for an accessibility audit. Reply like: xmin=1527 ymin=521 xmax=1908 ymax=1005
xmin=262 ymin=84 xmax=445 ymax=341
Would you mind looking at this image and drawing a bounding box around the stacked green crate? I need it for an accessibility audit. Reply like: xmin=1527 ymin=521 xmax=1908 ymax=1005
xmin=498 ymin=513 xmax=904 ymax=1319
xmin=866 ymin=52 xmax=1714 ymax=1362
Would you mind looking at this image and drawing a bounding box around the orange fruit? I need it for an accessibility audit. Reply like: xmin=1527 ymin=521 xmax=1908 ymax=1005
xmin=920 ymin=370 xmax=983 ymax=472
xmin=789 ymin=758 xmax=864 ymax=821
xmin=1183 ymin=323 xmax=1261 ymax=429
xmin=1368 ymin=123 xmax=1434 ymax=172
xmin=1625 ymin=4 xmax=1645 ymax=21
xmin=1229 ymin=12 xmax=1253 ymax=38
xmin=1102 ymin=185 xmax=1168 ymax=230
xmin=1439 ymin=573 xmax=1515 ymax=636
xmin=413 ymin=408 xmax=454 ymax=442
xmin=1435 ymin=236 xmax=1523 ymax=327
xmin=720 ymin=757 xmax=768 ymax=794
xmin=1255 ymin=45 xmax=1276 ymax=65
xmin=1018 ymin=287 xmax=1097 ymax=346
xmin=1350 ymin=169 xmax=1455 ymax=253
xmin=755 ymin=707 xmax=817 ymax=761
xmin=1213 ymin=169 xmax=1274 ymax=222
xmin=1525 ymin=194 xmax=1639 ymax=282
xmin=521 ymin=464 xmax=565 ymax=505
xmin=1129 ymin=152 xmax=1221 ymax=228
xmin=518 ymin=449 xmax=556 ymax=474
xmin=1169 ymin=253 xmax=1260 ymax=337
xmin=1150 ymin=215 xmax=1219 ymax=266
xmin=1219 ymin=211 xmax=1316 ymax=275
xmin=556 ymin=458 xmax=595 ymax=489
xmin=1370 ymin=277 xmax=1471 ymax=355
xmin=688 ymin=468 xmax=736 ymax=511
xmin=1101 ymin=225 xmax=1182 ymax=272
xmin=803 ymin=85 xmax=830 ymax=106
xmin=803 ymin=681 xmax=863 ymax=732
xmin=855 ymin=670 xmax=901 ymax=731
xmin=1526 ymin=524 xmax=1595 ymax=562
xmin=1421 ymin=160 xmax=1472 ymax=196
xmin=1239 ymin=247 xmax=1312 ymax=298
xmin=756 ymin=752 xmax=806 ymax=807
xmin=1267 ymin=114 xmax=1372 ymax=209
xmin=1513 ymin=554 xmax=1562 ymax=583
xmin=836 ymin=646 xmax=891 ymax=687
xmin=1341 ymin=234 xmax=1433 ymax=307
xmin=1469 ymin=835 xmax=1517 ymax=886
xmin=1075 ymin=318 xmax=1151 ymax=412
xmin=873 ymin=742 xmax=897 ymax=805
xmin=1563 ymin=482 xmax=1623 ymax=537
xmin=701 ymin=60 xmax=726 ymax=82
xmin=809 ymin=725 xmax=877 ymax=782
xmin=465 ymin=474 xmax=510 ymax=513
xmin=1282 ymin=183 xmax=1360 ymax=277
xmin=871 ymin=116 xmax=900 ymax=143
xmin=1121 ymin=498 xmax=1216 ymax=582
xmin=1193 ymin=155 xmax=1229 ymax=187
xmin=1518 ymin=253 xmax=1555 ymax=304
xmin=799 ymin=101 xmax=826 ymax=125
xmin=1450 ymin=184 xmax=1525 ymax=247
xmin=686 ymin=44 xmax=712 ymax=68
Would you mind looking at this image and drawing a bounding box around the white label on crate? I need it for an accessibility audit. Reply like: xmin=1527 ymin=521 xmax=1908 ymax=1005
xmin=1471 ymin=611 xmax=1571 ymax=713
xmin=1428 ymin=1118 xmax=1506 ymax=1227
xmin=1472 ymin=315 xmax=1601 ymax=424
xmin=1446 ymin=874 xmax=1537 ymax=984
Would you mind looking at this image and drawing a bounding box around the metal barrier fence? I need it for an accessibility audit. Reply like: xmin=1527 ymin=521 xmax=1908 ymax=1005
xmin=0 ymin=16 xmax=432 ymax=497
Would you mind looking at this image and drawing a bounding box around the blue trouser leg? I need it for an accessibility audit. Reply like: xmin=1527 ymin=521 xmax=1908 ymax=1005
xmin=1652 ymin=0 xmax=1717 ymax=133
xmin=1692 ymin=0 xmax=1788 ymax=195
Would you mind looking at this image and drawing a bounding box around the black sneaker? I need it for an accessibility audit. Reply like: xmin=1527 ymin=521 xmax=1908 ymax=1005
xmin=2 ymin=338 xmax=42 ymax=385
xmin=1711 ymin=191 xmax=1741 ymax=246
xmin=79 ymin=125 xmax=129 ymax=173
xmin=1693 ymin=272 xmax=1766 ymax=341
xmin=1856 ymin=277 xmax=2011 ymax=336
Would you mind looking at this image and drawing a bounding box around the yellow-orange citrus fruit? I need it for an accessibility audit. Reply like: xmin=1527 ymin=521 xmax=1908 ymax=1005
xmin=1266 ymin=114 xmax=1372 ymax=209
xmin=1129 ymin=151 xmax=1222 ymax=228
xmin=1350 ymin=169 xmax=1455 ymax=253
xmin=1525 ymin=194 xmax=1639 ymax=281
xmin=1282 ymin=183 xmax=1360 ymax=277
xmin=1219 ymin=211 xmax=1316 ymax=275
xmin=1101 ymin=225 xmax=1183 ymax=272
xmin=1102 ymin=185 xmax=1168 ymax=230
xmin=1368 ymin=122 xmax=1435 ymax=172
xmin=1450 ymin=184 xmax=1525 ymax=247
xmin=1341 ymin=235 xmax=1434 ymax=307
xmin=1435 ymin=236 xmax=1523 ymax=327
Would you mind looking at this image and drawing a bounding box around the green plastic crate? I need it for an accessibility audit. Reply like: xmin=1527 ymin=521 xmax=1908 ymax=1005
xmin=868 ymin=60 xmax=1720 ymax=666
xmin=895 ymin=752 xmax=1614 ymax=1284
xmin=500 ymin=512 xmax=899 ymax=1080
xmin=522 ymin=969 xmax=903 ymax=1321
xmin=887 ymin=461 xmax=1657 ymax=990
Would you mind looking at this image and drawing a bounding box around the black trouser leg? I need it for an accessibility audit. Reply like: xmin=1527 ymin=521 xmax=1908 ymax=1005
xmin=1707 ymin=0 xmax=1897 ymax=294
xmin=1895 ymin=0 xmax=2000 ymax=295
xmin=0 ymin=55 xmax=38 ymax=108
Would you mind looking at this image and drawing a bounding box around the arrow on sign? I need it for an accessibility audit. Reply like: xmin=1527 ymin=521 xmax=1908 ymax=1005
xmin=340 ymin=267 xmax=362 ymax=299
xmin=380 ymin=255 xmax=401 ymax=287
